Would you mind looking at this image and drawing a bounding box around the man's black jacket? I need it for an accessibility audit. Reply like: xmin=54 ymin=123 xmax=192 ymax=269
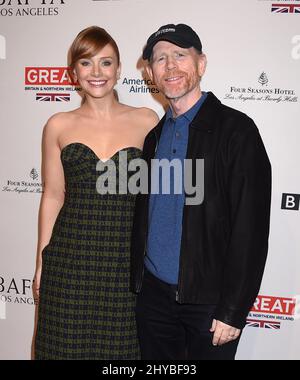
xmin=130 ymin=92 xmax=272 ymax=329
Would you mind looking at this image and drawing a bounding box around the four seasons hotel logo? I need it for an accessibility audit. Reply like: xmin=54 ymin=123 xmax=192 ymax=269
xmin=224 ymin=71 xmax=298 ymax=103
xmin=2 ymin=168 xmax=43 ymax=195
xmin=258 ymin=72 xmax=268 ymax=86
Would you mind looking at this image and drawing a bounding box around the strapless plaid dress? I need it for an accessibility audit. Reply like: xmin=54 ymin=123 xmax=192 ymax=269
xmin=35 ymin=143 xmax=141 ymax=360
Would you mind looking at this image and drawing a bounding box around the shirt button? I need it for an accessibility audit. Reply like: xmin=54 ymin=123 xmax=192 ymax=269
xmin=173 ymin=149 xmax=177 ymax=154
xmin=176 ymin=132 xmax=180 ymax=138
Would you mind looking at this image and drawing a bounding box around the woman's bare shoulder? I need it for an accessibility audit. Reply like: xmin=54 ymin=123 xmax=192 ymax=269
xmin=42 ymin=111 xmax=80 ymax=147
xmin=43 ymin=110 xmax=79 ymax=134
xmin=125 ymin=105 xmax=158 ymax=117
xmin=46 ymin=110 xmax=79 ymax=127
xmin=136 ymin=106 xmax=159 ymax=120
xmin=123 ymin=105 xmax=159 ymax=130
xmin=137 ymin=107 xmax=160 ymax=133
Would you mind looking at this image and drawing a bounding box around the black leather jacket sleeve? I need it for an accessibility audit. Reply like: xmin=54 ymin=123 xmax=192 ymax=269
xmin=213 ymin=121 xmax=272 ymax=329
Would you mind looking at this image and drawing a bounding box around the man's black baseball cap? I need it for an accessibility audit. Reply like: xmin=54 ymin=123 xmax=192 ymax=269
xmin=143 ymin=23 xmax=202 ymax=61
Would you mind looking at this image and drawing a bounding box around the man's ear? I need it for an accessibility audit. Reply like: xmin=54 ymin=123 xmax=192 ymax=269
xmin=145 ymin=64 xmax=154 ymax=82
xmin=197 ymin=53 xmax=207 ymax=78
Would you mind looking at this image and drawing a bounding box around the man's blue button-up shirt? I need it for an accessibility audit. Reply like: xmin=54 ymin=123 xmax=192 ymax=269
xmin=145 ymin=92 xmax=208 ymax=285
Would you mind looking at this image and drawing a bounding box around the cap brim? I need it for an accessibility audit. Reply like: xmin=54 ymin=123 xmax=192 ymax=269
xmin=143 ymin=36 xmax=193 ymax=61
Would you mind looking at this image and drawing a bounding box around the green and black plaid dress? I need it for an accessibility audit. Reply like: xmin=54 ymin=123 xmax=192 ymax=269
xmin=35 ymin=143 xmax=141 ymax=360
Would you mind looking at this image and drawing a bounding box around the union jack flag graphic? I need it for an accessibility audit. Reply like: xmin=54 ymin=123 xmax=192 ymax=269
xmin=271 ymin=4 xmax=300 ymax=13
xmin=36 ymin=93 xmax=70 ymax=102
xmin=246 ymin=319 xmax=281 ymax=329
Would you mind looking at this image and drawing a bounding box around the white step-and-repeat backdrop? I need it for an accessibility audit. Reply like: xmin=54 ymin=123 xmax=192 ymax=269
xmin=1 ymin=0 xmax=300 ymax=360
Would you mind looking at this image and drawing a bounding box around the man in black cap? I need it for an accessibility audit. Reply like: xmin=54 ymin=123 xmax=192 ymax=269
xmin=130 ymin=24 xmax=272 ymax=360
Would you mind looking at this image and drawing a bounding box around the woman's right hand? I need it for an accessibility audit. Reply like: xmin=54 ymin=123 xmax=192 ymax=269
xmin=32 ymin=266 xmax=42 ymax=301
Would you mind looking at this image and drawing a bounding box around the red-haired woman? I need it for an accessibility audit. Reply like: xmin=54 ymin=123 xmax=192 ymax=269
xmin=33 ymin=26 xmax=158 ymax=360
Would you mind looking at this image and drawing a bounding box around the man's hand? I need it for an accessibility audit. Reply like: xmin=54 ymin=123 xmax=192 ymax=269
xmin=210 ymin=319 xmax=241 ymax=346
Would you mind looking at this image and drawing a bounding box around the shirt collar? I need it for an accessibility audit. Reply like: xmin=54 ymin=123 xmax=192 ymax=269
xmin=166 ymin=92 xmax=208 ymax=122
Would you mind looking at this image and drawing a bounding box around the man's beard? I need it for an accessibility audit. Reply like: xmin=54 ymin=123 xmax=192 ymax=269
xmin=159 ymin=72 xmax=201 ymax=101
